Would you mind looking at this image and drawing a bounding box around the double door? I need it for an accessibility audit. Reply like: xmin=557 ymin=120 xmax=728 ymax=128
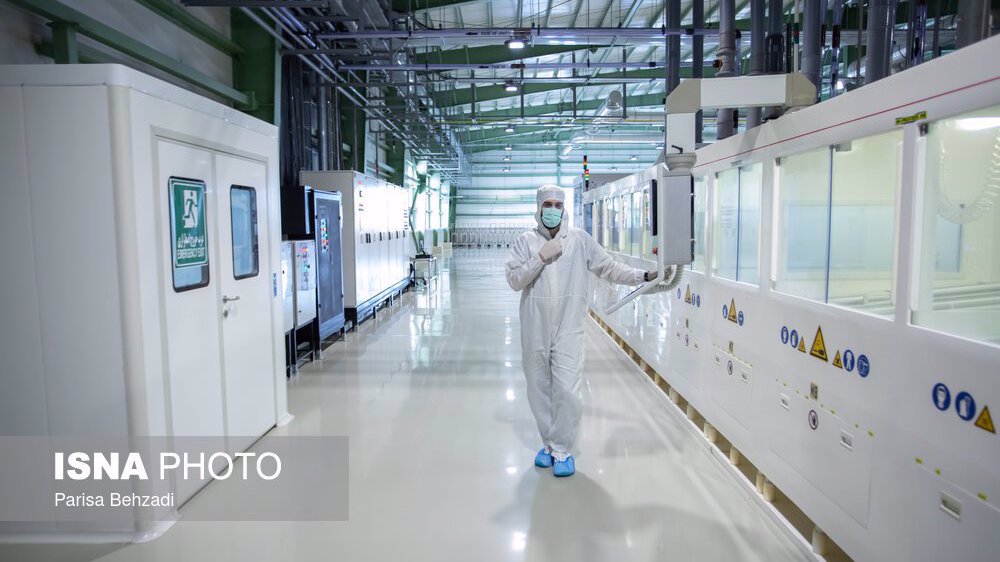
xmin=156 ymin=139 xmax=276 ymax=503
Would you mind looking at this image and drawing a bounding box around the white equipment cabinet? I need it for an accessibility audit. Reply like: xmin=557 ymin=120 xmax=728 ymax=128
xmin=0 ymin=65 xmax=288 ymax=542
xmin=300 ymin=171 xmax=411 ymax=324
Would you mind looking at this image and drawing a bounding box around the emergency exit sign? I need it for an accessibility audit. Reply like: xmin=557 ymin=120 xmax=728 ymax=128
xmin=169 ymin=177 xmax=208 ymax=268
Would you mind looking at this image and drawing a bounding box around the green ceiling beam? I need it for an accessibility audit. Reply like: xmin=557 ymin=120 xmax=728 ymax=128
xmin=459 ymin=91 xmax=668 ymax=122
xmin=414 ymin=44 xmax=604 ymax=66
xmin=11 ymin=0 xmax=251 ymax=107
xmin=391 ymin=0 xmax=481 ymax=11
xmin=134 ymin=0 xmax=244 ymax=56
xmin=435 ymin=66 xmax=717 ymax=108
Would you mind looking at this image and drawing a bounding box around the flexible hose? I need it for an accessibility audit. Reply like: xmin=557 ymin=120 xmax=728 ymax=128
xmin=936 ymin=128 xmax=1000 ymax=225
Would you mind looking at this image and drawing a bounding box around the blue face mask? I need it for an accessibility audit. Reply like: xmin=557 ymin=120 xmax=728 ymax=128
xmin=541 ymin=207 xmax=563 ymax=228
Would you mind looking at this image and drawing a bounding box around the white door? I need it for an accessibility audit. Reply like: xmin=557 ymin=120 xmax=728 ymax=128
xmin=214 ymin=153 xmax=276 ymax=451
xmin=155 ymin=139 xmax=226 ymax=504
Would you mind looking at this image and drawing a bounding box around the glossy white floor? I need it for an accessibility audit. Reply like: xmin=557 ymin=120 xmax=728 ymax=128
xmin=4 ymin=250 xmax=810 ymax=562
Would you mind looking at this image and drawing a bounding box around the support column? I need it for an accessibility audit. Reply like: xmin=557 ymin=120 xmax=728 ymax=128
xmin=956 ymin=0 xmax=990 ymax=48
xmin=747 ymin=0 xmax=767 ymax=128
xmin=864 ymin=0 xmax=898 ymax=84
xmin=49 ymin=21 xmax=79 ymax=64
xmin=693 ymin=0 xmax=705 ymax=144
xmin=716 ymin=0 xmax=738 ymax=139
xmin=232 ymin=9 xmax=277 ymax=121
xmin=801 ymin=0 xmax=823 ymax=92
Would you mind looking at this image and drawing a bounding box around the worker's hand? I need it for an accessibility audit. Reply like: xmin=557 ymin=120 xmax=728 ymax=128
xmin=538 ymin=237 xmax=563 ymax=264
xmin=645 ymin=266 xmax=680 ymax=286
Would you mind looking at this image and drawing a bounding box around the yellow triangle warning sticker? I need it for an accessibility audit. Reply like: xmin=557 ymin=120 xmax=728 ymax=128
xmin=810 ymin=326 xmax=828 ymax=362
xmin=728 ymin=298 xmax=738 ymax=323
xmin=798 ymin=338 xmax=806 ymax=353
xmin=975 ymin=405 xmax=995 ymax=434
xmin=833 ymin=350 xmax=843 ymax=369
xmin=685 ymin=285 xmax=692 ymax=303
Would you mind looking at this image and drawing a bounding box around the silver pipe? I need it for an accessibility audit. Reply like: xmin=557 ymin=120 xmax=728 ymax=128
xmin=747 ymin=0 xmax=767 ymax=128
xmin=830 ymin=0 xmax=844 ymax=95
xmin=334 ymin=62 xmax=668 ymax=71
xmin=801 ymin=0 xmax=822 ymax=91
xmin=956 ymin=0 xmax=990 ymax=48
xmin=315 ymin=27 xmax=722 ymax=40
xmin=241 ymin=7 xmax=416 ymax=154
xmin=717 ymin=0 xmax=738 ymax=140
xmin=864 ymin=0 xmax=898 ymax=84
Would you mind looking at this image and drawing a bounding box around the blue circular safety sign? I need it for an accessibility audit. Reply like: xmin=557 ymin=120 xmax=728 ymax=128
xmin=722 ymin=305 xmax=728 ymax=319
xmin=696 ymin=295 xmax=701 ymax=307
xmin=781 ymin=326 xmax=790 ymax=344
xmin=932 ymin=383 xmax=951 ymax=411
xmin=790 ymin=330 xmax=799 ymax=349
xmin=955 ymin=392 xmax=976 ymax=422
xmin=857 ymin=354 xmax=870 ymax=378
xmin=677 ymin=288 xmax=682 ymax=299
xmin=737 ymin=311 xmax=744 ymax=326
xmin=843 ymin=350 xmax=856 ymax=372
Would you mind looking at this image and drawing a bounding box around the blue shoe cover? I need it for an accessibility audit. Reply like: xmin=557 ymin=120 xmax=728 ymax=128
xmin=553 ymin=456 xmax=575 ymax=477
xmin=534 ymin=448 xmax=554 ymax=468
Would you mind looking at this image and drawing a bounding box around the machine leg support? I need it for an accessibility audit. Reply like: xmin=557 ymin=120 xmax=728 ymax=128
xmin=703 ymin=423 xmax=718 ymax=443
xmin=811 ymin=527 xmax=828 ymax=556
xmin=729 ymin=447 xmax=741 ymax=466
xmin=762 ymin=479 xmax=776 ymax=502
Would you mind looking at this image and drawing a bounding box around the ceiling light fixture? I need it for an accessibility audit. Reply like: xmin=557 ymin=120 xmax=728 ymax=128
xmin=504 ymin=143 xmax=513 ymax=151
xmin=503 ymin=155 xmax=511 ymax=161
xmin=506 ymin=38 xmax=526 ymax=50
xmin=630 ymin=154 xmax=638 ymax=161
xmin=503 ymin=167 xmax=510 ymax=172
xmin=504 ymin=80 xmax=519 ymax=93
xmin=504 ymin=124 xmax=515 ymax=133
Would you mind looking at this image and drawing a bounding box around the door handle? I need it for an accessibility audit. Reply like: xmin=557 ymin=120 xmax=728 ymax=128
xmin=222 ymin=295 xmax=241 ymax=303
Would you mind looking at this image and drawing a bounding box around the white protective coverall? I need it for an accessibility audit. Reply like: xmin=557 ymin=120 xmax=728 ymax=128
xmin=505 ymin=186 xmax=647 ymax=461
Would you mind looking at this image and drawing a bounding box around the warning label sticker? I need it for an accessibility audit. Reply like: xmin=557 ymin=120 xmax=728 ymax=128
xmin=975 ymin=405 xmax=995 ymax=434
xmin=810 ymin=326 xmax=828 ymax=362
xmin=727 ymin=298 xmax=738 ymax=323
xmin=798 ymin=338 xmax=806 ymax=353
xmin=685 ymin=285 xmax=692 ymax=304
xmin=832 ymin=350 xmax=843 ymax=369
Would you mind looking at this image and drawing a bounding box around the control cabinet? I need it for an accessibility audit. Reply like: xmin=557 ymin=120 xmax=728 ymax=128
xmin=299 ymin=171 xmax=412 ymax=324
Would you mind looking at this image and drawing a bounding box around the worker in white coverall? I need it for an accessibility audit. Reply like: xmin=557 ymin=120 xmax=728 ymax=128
xmin=506 ymin=186 xmax=672 ymax=477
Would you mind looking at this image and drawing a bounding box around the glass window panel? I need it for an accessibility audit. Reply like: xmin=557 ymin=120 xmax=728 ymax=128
xmin=713 ymin=169 xmax=740 ymax=280
xmin=828 ymin=131 xmax=901 ymax=315
xmin=631 ymin=191 xmax=642 ymax=257
xmin=584 ymin=202 xmax=593 ymax=236
xmin=775 ymin=148 xmax=831 ymax=300
xmin=642 ymin=188 xmax=653 ymax=259
xmin=610 ymin=196 xmax=620 ymax=251
xmin=598 ymin=199 xmax=607 ymax=246
xmin=913 ymin=104 xmax=1000 ymax=345
xmin=621 ymin=194 xmax=632 ymax=255
xmin=230 ymin=186 xmax=259 ymax=279
xmin=738 ymin=163 xmax=762 ymax=283
xmin=692 ymin=176 xmax=707 ymax=272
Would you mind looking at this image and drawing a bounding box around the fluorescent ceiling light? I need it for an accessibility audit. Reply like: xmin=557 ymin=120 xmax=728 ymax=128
xmin=504 ymin=80 xmax=519 ymax=92
xmin=506 ymin=38 xmax=526 ymax=49
xmin=504 ymin=144 xmax=512 ymax=151
xmin=956 ymin=117 xmax=1000 ymax=131
xmin=504 ymin=125 xmax=515 ymax=133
